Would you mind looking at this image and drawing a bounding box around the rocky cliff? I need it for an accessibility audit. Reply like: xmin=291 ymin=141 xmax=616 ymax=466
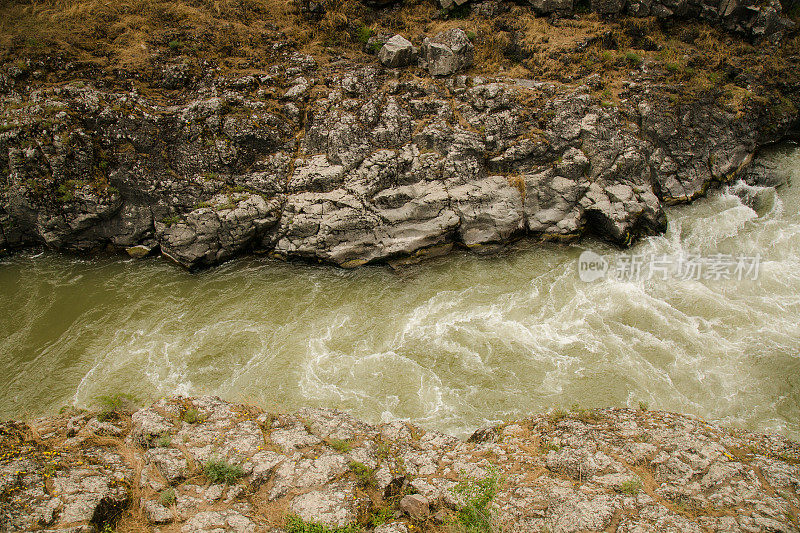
xmin=1 ymin=396 xmax=799 ymax=532
xmin=1 ymin=0 xmax=798 ymax=269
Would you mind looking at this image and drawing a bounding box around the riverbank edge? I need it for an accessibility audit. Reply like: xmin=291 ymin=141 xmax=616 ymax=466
xmin=2 ymin=396 xmax=799 ymax=532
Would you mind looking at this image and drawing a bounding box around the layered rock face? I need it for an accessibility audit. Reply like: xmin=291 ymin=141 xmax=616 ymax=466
xmin=1 ymin=397 xmax=799 ymax=532
xmin=1 ymin=56 xmax=796 ymax=269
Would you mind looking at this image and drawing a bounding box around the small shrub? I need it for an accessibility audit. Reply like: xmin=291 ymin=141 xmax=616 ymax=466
xmin=356 ymin=23 xmax=372 ymax=45
xmin=56 ymin=182 xmax=75 ymax=203
xmin=182 ymin=408 xmax=203 ymax=424
xmin=571 ymin=404 xmax=599 ymax=423
xmin=638 ymin=400 xmax=649 ymax=411
xmin=348 ymin=460 xmax=374 ymax=487
xmin=548 ymin=408 xmax=567 ymax=422
xmin=161 ymin=215 xmax=180 ymax=227
xmin=620 ymin=478 xmax=642 ymax=495
xmin=159 ymin=487 xmax=176 ymax=506
xmin=465 ymin=30 xmax=477 ymax=41
xmin=155 ymin=434 xmax=172 ymax=448
xmin=203 ymin=458 xmax=243 ymax=484
xmin=328 ymin=438 xmax=352 ymax=453
xmin=375 ymin=440 xmax=391 ymax=459
xmin=168 ymin=40 xmax=182 ymax=50
xmin=368 ymin=506 xmax=392 ymax=527
xmin=94 ymin=393 xmax=136 ymax=421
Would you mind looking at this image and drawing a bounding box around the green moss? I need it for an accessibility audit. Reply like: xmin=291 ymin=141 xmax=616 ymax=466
xmin=161 ymin=215 xmax=180 ymax=227
xmin=182 ymin=408 xmax=203 ymax=424
xmin=356 ymin=24 xmax=372 ymax=45
xmin=625 ymin=51 xmax=642 ymax=65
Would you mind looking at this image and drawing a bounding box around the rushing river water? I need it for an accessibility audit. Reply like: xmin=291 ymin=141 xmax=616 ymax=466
xmin=1 ymin=146 xmax=799 ymax=439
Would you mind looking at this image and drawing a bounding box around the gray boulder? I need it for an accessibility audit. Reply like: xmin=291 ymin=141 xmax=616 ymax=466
xmin=529 ymin=0 xmax=574 ymax=14
xmin=591 ymin=0 xmax=626 ymax=13
xmin=438 ymin=0 xmax=469 ymax=10
xmin=378 ymin=35 xmax=417 ymax=68
xmin=420 ymin=29 xmax=474 ymax=77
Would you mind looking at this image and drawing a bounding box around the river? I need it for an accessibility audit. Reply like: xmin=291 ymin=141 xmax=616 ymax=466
xmin=1 ymin=145 xmax=799 ymax=439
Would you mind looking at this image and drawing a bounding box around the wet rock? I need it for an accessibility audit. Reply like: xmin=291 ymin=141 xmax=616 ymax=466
xmin=159 ymin=193 xmax=281 ymax=269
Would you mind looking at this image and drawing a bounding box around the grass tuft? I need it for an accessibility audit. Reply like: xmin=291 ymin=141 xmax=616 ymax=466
xmin=159 ymin=487 xmax=176 ymax=506
xmin=203 ymin=458 xmax=243 ymax=484
xmin=327 ymin=438 xmax=352 ymax=453
xmin=454 ymin=467 xmax=500 ymax=532
xmin=94 ymin=393 xmax=136 ymax=421
xmin=620 ymin=477 xmax=642 ymax=495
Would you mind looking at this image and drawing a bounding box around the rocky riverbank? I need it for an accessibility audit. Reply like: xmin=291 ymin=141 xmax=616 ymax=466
xmin=1 ymin=0 xmax=799 ymax=269
xmin=1 ymin=396 xmax=799 ymax=532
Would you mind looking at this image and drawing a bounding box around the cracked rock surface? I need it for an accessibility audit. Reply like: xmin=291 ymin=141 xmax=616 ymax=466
xmin=1 ymin=396 xmax=799 ymax=532
xmin=1 ymin=41 xmax=797 ymax=270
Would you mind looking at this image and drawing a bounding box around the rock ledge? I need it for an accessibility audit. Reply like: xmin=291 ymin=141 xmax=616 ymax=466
xmin=2 ymin=397 xmax=799 ymax=532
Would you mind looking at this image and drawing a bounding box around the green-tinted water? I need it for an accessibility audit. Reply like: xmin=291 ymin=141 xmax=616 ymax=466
xmin=2 ymin=146 xmax=799 ymax=438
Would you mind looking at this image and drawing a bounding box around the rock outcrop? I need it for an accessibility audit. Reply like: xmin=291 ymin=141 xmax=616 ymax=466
xmin=1 ymin=60 xmax=796 ymax=269
xmin=1 ymin=397 xmax=799 ymax=532
xmin=436 ymin=0 xmax=795 ymax=41
xmin=1 ymin=1 xmax=798 ymax=271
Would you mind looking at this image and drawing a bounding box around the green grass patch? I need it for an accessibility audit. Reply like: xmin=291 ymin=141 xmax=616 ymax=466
xmin=327 ymin=438 xmax=352 ymax=453
xmin=94 ymin=393 xmax=136 ymax=421
xmin=620 ymin=477 xmax=642 ymax=495
xmin=159 ymin=487 xmax=176 ymax=506
xmin=454 ymin=468 xmax=500 ymax=532
xmin=182 ymin=408 xmax=203 ymax=424
xmin=348 ymin=460 xmax=375 ymax=487
xmin=203 ymin=458 xmax=243 ymax=485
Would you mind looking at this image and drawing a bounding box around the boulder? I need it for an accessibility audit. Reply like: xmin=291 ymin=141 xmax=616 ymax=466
xmin=400 ymin=494 xmax=430 ymax=520
xmin=438 ymin=0 xmax=470 ymax=10
xmin=378 ymin=35 xmax=417 ymax=68
xmin=529 ymin=0 xmax=574 ymax=14
xmin=420 ymin=28 xmax=474 ymax=76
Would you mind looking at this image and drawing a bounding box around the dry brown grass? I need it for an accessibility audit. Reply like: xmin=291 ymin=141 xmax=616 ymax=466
xmin=1 ymin=0 xmax=797 ymax=105
xmin=0 ymin=0 xmax=299 ymax=71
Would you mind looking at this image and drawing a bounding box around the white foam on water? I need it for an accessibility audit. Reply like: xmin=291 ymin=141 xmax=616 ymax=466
xmin=1 ymin=147 xmax=799 ymax=438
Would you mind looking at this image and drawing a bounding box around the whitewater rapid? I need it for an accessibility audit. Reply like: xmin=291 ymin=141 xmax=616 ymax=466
xmin=1 ymin=145 xmax=798 ymax=438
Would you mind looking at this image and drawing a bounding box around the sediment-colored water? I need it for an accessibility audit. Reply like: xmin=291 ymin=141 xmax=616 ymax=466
xmin=1 ymin=146 xmax=798 ymax=439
